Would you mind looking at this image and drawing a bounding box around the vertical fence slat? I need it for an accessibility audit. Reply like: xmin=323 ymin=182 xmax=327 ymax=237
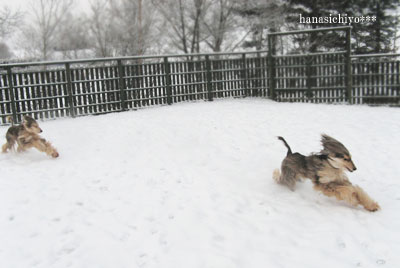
xmin=164 ymin=57 xmax=172 ymax=105
xmin=65 ymin=63 xmax=75 ymax=118
xmin=345 ymin=28 xmax=353 ymax=104
xmin=241 ymin=54 xmax=249 ymax=97
xmin=267 ymin=41 xmax=276 ymax=100
xmin=6 ymin=67 xmax=17 ymax=123
xmin=205 ymin=55 xmax=213 ymax=102
xmin=117 ymin=59 xmax=127 ymax=111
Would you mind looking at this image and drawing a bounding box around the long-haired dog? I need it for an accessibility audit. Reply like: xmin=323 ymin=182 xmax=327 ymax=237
xmin=2 ymin=115 xmax=59 ymax=158
xmin=273 ymin=134 xmax=379 ymax=212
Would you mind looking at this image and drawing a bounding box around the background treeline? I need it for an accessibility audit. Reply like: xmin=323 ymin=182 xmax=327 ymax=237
xmin=0 ymin=0 xmax=399 ymax=61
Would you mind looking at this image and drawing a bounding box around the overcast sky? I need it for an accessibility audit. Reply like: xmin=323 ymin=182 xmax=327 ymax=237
xmin=1 ymin=0 xmax=399 ymax=53
xmin=0 ymin=0 xmax=91 ymax=50
xmin=0 ymin=0 xmax=26 ymax=10
xmin=0 ymin=0 xmax=90 ymax=13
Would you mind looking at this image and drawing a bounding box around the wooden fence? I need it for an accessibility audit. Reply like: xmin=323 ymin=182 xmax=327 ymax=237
xmin=0 ymin=50 xmax=399 ymax=126
xmin=351 ymin=54 xmax=400 ymax=105
xmin=0 ymin=52 xmax=268 ymax=125
xmin=267 ymin=27 xmax=399 ymax=105
xmin=272 ymin=52 xmax=348 ymax=103
xmin=271 ymin=52 xmax=400 ymax=104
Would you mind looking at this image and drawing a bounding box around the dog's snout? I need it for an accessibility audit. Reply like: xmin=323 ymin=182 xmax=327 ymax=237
xmin=353 ymin=166 xmax=357 ymax=171
xmin=39 ymin=129 xmax=43 ymax=133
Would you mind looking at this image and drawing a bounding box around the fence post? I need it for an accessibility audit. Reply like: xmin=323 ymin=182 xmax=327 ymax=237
xmin=117 ymin=59 xmax=127 ymax=111
xmin=6 ymin=67 xmax=18 ymax=123
xmin=305 ymin=55 xmax=314 ymax=99
xmin=164 ymin=57 xmax=172 ymax=105
xmin=242 ymin=53 xmax=249 ymax=97
xmin=254 ymin=52 xmax=262 ymax=97
xmin=267 ymin=35 xmax=276 ymax=100
xmin=65 ymin=63 xmax=75 ymax=117
xmin=205 ymin=55 xmax=213 ymax=101
xmin=345 ymin=27 xmax=353 ymax=104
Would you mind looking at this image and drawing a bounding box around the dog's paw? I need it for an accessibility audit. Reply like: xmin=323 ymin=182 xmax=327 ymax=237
xmin=273 ymin=169 xmax=281 ymax=183
xmin=365 ymin=202 xmax=380 ymax=212
xmin=51 ymin=152 xmax=59 ymax=158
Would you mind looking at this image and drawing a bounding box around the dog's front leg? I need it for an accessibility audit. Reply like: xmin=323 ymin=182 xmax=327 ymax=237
xmin=32 ymin=138 xmax=59 ymax=158
xmin=351 ymin=185 xmax=380 ymax=212
xmin=334 ymin=184 xmax=380 ymax=212
xmin=314 ymin=183 xmax=380 ymax=212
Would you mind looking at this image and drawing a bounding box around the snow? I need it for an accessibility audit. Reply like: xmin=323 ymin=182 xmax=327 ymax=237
xmin=1 ymin=99 xmax=399 ymax=268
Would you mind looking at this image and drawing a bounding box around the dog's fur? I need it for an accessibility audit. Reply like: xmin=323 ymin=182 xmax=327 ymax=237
xmin=2 ymin=115 xmax=59 ymax=158
xmin=273 ymin=134 xmax=379 ymax=212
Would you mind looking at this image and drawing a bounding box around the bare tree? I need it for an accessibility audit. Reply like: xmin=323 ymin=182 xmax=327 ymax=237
xmin=138 ymin=0 xmax=143 ymax=55
xmin=0 ymin=6 xmax=22 ymax=39
xmin=152 ymin=0 xmax=254 ymax=55
xmin=202 ymin=0 xmax=244 ymax=52
xmin=19 ymin=0 xmax=74 ymax=60
xmin=0 ymin=6 xmax=22 ymax=59
xmin=87 ymin=0 xmax=114 ymax=57
xmin=87 ymin=0 xmax=154 ymax=57
xmin=54 ymin=13 xmax=91 ymax=59
xmin=109 ymin=0 xmax=154 ymax=56
xmin=191 ymin=0 xmax=206 ymax=53
xmin=152 ymin=0 xmax=208 ymax=55
xmin=233 ymin=0 xmax=285 ymax=51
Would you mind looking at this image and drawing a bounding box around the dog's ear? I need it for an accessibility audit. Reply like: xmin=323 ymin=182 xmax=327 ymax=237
xmin=321 ymin=134 xmax=340 ymax=147
xmin=22 ymin=115 xmax=35 ymax=127
xmin=23 ymin=115 xmax=34 ymax=121
xmin=321 ymin=134 xmax=350 ymax=156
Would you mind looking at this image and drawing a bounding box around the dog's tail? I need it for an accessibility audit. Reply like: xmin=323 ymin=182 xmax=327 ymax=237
xmin=6 ymin=116 xmax=14 ymax=126
xmin=277 ymin=136 xmax=292 ymax=156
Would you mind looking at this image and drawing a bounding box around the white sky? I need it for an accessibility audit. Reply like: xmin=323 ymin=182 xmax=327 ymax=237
xmin=0 ymin=0 xmax=91 ymax=51
xmin=0 ymin=0 xmax=91 ymax=13
xmin=0 ymin=0 xmax=26 ymax=11
xmin=0 ymin=0 xmax=399 ymax=53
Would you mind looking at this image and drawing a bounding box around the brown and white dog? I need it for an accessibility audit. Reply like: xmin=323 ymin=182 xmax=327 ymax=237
xmin=2 ymin=115 xmax=59 ymax=158
xmin=273 ymin=134 xmax=379 ymax=212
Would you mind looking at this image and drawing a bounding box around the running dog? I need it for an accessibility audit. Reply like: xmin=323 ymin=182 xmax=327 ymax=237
xmin=2 ymin=115 xmax=59 ymax=158
xmin=273 ymin=134 xmax=379 ymax=212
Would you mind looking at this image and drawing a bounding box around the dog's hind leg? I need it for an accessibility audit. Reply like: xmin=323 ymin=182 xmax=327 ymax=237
xmin=314 ymin=183 xmax=380 ymax=212
xmin=2 ymin=142 xmax=12 ymax=153
xmin=2 ymin=137 xmax=15 ymax=153
xmin=273 ymin=169 xmax=281 ymax=183
xmin=273 ymin=167 xmax=297 ymax=191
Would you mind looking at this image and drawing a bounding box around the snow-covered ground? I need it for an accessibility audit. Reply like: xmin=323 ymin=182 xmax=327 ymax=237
xmin=1 ymin=99 xmax=399 ymax=268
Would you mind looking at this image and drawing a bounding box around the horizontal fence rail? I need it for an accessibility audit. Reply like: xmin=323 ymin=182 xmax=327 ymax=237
xmin=0 ymin=50 xmax=399 ymax=125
